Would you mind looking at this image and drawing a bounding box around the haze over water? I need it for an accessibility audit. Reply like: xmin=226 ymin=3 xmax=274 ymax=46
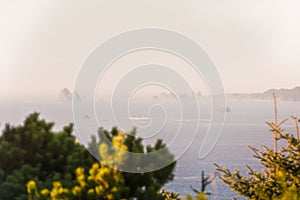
xmin=1 ymin=98 xmax=299 ymax=199
xmin=2 ymin=1 xmax=300 ymax=199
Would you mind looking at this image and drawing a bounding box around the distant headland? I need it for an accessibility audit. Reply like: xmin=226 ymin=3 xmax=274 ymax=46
xmin=228 ymin=86 xmax=300 ymax=102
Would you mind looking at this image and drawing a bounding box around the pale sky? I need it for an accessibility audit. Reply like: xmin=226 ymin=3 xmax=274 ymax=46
xmin=1 ymin=0 xmax=300 ymax=101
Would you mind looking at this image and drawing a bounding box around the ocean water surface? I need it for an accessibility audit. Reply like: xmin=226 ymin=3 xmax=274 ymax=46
xmin=0 ymin=99 xmax=299 ymax=199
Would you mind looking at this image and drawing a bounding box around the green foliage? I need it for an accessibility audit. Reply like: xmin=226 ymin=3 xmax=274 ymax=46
xmin=26 ymin=130 xmax=128 ymax=200
xmin=0 ymin=113 xmax=96 ymax=200
xmin=215 ymin=117 xmax=300 ymax=199
xmin=190 ymin=171 xmax=213 ymax=196
xmin=89 ymin=127 xmax=176 ymax=199
xmin=26 ymin=126 xmax=176 ymax=200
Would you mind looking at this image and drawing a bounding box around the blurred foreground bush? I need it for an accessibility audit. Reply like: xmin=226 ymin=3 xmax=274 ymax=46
xmin=1 ymin=113 xmax=176 ymax=200
xmin=0 ymin=113 xmax=95 ymax=200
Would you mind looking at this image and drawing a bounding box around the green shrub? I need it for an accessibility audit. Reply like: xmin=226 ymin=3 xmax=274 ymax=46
xmin=215 ymin=117 xmax=300 ymax=199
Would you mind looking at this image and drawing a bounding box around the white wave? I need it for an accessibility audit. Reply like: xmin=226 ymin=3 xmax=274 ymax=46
xmin=129 ymin=116 xmax=150 ymax=121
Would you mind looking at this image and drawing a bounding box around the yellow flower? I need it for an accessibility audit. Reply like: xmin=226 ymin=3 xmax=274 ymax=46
xmin=27 ymin=180 xmax=36 ymax=190
xmin=50 ymin=189 xmax=57 ymax=198
xmin=92 ymin=163 xmax=100 ymax=169
xmin=58 ymin=187 xmax=64 ymax=194
xmin=72 ymin=186 xmax=81 ymax=195
xmin=87 ymin=189 xmax=95 ymax=195
xmin=41 ymin=189 xmax=50 ymax=196
xmin=26 ymin=180 xmax=37 ymax=194
xmin=53 ymin=181 xmax=62 ymax=188
xmin=76 ymin=167 xmax=84 ymax=175
xmin=95 ymin=186 xmax=102 ymax=195
xmin=107 ymin=193 xmax=114 ymax=200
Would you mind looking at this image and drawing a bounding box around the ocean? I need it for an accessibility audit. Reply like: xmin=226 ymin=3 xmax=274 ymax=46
xmin=0 ymin=99 xmax=299 ymax=199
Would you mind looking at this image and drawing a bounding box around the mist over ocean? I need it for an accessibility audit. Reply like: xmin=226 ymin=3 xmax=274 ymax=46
xmin=1 ymin=99 xmax=299 ymax=199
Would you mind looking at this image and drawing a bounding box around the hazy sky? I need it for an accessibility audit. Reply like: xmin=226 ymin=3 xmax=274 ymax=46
xmin=1 ymin=0 xmax=300 ymax=101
